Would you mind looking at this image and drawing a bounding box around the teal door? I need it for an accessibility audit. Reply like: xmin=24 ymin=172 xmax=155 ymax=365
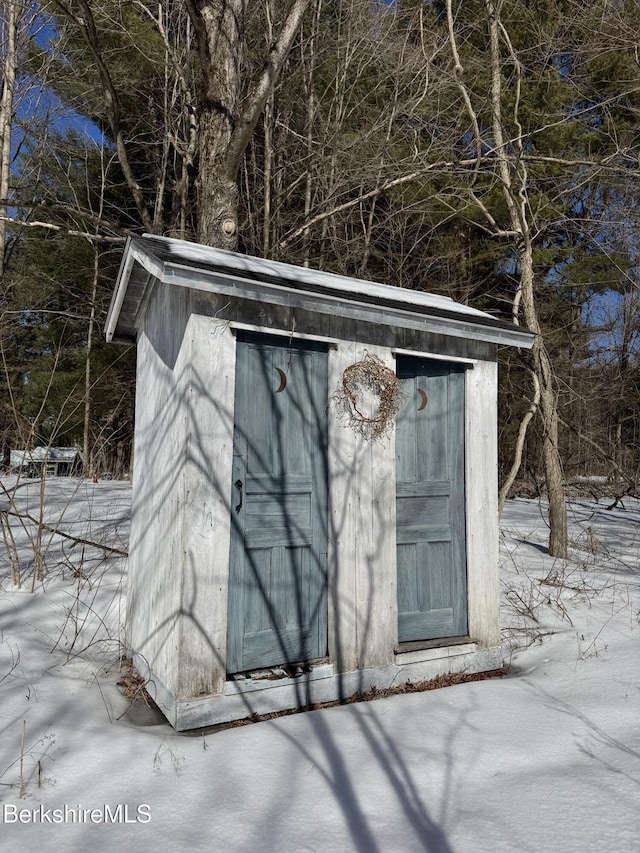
xmin=396 ymin=358 xmax=467 ymax=643
xmin=227 ymin=333 xmax=328 ymax=673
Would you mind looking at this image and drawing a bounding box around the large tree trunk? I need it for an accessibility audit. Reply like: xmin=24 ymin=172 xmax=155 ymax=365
xmin=186 ymin=0 xmax=310 ymax=249
xmin=190 ymin=0 xmax=245 ymax=248
xmin=196 ymin=114 xmax=241 ymax=249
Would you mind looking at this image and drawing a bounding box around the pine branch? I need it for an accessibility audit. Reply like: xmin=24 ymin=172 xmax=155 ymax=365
xmin=49 ymin=0 xmax=154 ymax=233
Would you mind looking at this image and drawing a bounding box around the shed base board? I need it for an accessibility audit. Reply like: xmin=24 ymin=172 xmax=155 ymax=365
xmin=131 ymin=646 xmax=503 ymax=731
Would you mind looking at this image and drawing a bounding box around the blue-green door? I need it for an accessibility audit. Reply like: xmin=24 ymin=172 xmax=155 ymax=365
xmin=227 ymin=333 xmax=328 ymax=673
xmin=396 ymin=358 xmax=467 ymax=642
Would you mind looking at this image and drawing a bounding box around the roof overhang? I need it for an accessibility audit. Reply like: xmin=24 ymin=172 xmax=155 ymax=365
xmin=106 ymin=235 xmax=536 ymax=349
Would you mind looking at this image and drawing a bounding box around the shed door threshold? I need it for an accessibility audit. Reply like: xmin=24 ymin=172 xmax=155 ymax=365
xmin=224 ymin=659 xmax=333 ymax=696
xmin=394 ymin=637 xmax=477 ymax=667
xmin=395 ymin=635 xmax=472 ymax=655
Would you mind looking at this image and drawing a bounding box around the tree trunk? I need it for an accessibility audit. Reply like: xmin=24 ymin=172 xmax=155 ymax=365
xmin=485 ymin=0 xmax=568 ymax=557
xmin=195 ymin=110 xmax=240 ymax=249
xmin=190 ymin=0 xmax=244 ymax=248
xmin=0 ymin=0 xmax=17 ymax=279
xmin=187 ymin=0 xmax=310 ymax=249
xmin=518 ymin=244 xmax=568 ymax=557
xmin=535 ymin=340 xmax=569 ymax=558
xmin=0 ymin=0 xmax=17 ymax=471
xmin=83 ymin=247 xmax=99 ymax=476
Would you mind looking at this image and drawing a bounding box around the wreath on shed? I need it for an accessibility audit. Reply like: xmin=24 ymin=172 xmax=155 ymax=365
xmin=335 ymin=354 xmax=405 ymax=440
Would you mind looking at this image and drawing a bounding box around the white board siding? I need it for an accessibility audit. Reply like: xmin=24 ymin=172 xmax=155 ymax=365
xmin=465 ymin=359 xmax=500 ymax=648
xmin=177 ymin=306 xmax=236 ymax=699
xmin=328 ymin=343 xmax=397 ymax=674
xmin=126 ymin=281 xmax=191 ymax=699
xmin=127 ymin=285 xmax=237 ymax=701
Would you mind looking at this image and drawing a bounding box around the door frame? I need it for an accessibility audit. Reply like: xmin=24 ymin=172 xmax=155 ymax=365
xmin=394 ymin=355 xmax=469 ymax=645
xmin=226 ymin=331 xmax=329 ymax=674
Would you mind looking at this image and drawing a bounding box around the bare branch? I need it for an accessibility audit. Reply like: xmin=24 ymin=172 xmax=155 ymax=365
xmin=2 ymin=508 xmax=128 ymax=557
xmin=224 ymin=0 xmax=311 ymax=178
xmin=446 ymin=0 xmax=482 ymax=184
xmin=0 ymin=215 xmax=127 ymax=243
xmin=280 ymin=158 xmax=488 ymax=248
xmin=523 ymin=153 xmax=640 ymax=177
xmin=498 ymin=366 xmax=540 ymax=516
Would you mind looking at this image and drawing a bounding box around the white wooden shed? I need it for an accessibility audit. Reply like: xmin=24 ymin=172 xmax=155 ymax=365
xmin=107 ymin=234 xmax=534 ymax=729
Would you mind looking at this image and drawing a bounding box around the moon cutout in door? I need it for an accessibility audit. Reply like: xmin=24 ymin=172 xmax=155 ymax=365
xmin=275 ymin=368 xmax=287 ymax=393
xmin=417 ymin=388 xmax=428 ymax=411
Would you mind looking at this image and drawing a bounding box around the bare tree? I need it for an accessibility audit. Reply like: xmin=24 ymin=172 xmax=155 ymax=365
xmin=0 ymin=0 xmax=18 ymax=279
xmin=484 ymin=0 xmax=567 ymax=556
xmin=185 ymin=0 xmax=311 ymax=248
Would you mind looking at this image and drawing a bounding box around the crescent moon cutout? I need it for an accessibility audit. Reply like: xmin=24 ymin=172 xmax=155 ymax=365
xmin=417 ymin=388 xmax=428 ymax=411
xmin=275 ymin=368 xmax=287 ymax=393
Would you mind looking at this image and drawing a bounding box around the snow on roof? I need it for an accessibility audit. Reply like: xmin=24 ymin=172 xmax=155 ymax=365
xmin=106 ymin=235 xmax=536 ymax=349
xmin=10 ymin=447 xmax=81 ymax=467
xmin=159 ymin=235 xmax=487 ymax=319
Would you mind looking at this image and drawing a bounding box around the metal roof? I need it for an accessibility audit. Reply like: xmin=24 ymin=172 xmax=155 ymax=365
xmin=106 ymin=235 xmax=535 ymax=349
xmin=10 ymin=447 xmax=81 ymax=466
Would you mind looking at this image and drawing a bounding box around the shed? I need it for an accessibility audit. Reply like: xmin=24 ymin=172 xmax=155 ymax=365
xmin=107 ymin=234 xmax=535 ymax=729
xmin=10 ymin=447 xmax=81 ymax=478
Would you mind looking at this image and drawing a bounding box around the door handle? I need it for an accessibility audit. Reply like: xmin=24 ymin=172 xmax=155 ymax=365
xmin=234 ymin=479 xmax=243 ymax=514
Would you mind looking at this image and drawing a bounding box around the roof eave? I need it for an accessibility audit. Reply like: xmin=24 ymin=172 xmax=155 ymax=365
xmin=107 ymin=237 xmax=536 ymax=350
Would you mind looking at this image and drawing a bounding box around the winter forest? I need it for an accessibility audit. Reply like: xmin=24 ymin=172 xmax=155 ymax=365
xmin=1 ymin=5 xmax=640 ymax=849
xmin=2 ymin=0 xmax=640 ymax=559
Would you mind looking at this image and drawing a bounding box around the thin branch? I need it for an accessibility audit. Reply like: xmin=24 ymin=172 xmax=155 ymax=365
xmin=283 ymin=150 xmax=640 ymax=251
xmin=0 ymin=215 xmax=127 ymax=243
xmin=281 ymin=140 xmax=640 ymax=251
xmin=3 ymin=509 xmax=128 ymax=557
xmin=224 ymin=0 xmax=311 ymax=178
xmin=1 ymin=196 xmax=129 ymax=234
xmin=446 ymin=0 xmax=482 ymax=184
xmin=523 ymin=153 xmax=640 ymax=177
xmin=498 ymin=366 xmax=540 ymax=516
xmin=280 ymin=158 xmax=486 ymax=247
xmin=1 ymin=308 xmax=98 ymax=321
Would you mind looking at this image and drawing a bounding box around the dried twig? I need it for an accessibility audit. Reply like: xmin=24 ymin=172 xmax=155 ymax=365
xmin=3 ymin=508 xmax=128 ymax=557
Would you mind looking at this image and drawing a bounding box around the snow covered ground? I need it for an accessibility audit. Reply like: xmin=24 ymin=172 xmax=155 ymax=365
xmin=0 ymin=478 xmax=638 ymax=852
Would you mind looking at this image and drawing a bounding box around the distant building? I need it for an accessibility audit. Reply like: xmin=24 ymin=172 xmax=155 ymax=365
xmin=10 ymin=447 xmax=82 ymax=478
